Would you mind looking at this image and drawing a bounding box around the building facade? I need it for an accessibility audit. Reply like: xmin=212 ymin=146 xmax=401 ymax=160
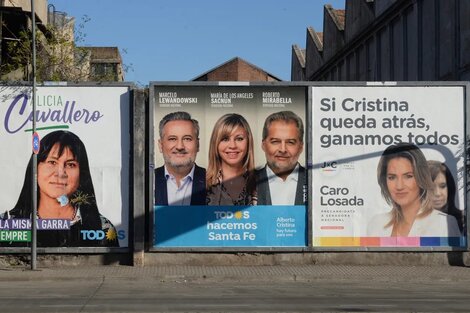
xmin=0 ymin=0 xmax=124 ymax=82
xmin=85 ymin=47 xmax=124 ymax=82
xmin=292 ymin=0 xmax=470 ymax=82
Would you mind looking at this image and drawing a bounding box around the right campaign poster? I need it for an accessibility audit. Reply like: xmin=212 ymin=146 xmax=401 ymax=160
xmin=312 ymin=86 xmax=467 ymax=248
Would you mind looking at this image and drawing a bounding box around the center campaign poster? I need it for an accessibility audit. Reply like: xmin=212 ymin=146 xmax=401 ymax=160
xmin=152 ymin=85 xmax=307 ymax=248
xmin=312 ymin=86 xmax=466 ymax=248
xmin=0 ymin=86 xmax=129 ymax=249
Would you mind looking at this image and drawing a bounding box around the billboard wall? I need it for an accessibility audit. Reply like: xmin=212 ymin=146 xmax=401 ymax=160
xmin=151 ymin=84 xmax=307 ymax=248
xmin=0 ymin=85 xmax=130 ymax=249
xmin=311 ymin=86 xmax=466 ymax=248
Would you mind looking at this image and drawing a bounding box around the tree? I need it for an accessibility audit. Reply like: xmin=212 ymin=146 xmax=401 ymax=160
xmin=0 ymin=15 xmax=128 ymax=82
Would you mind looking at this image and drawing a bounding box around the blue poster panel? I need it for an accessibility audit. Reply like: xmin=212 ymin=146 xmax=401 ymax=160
xmin=152 ymin=85 xmax=307 ymax=248
xmin=155 ymin=205 xmax=306 ymax=247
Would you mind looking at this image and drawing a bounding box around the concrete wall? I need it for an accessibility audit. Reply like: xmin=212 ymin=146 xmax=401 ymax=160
xmin=291 ymin=45 xmax=305 ymax=81
xmin=459 ymin=0 xmax=470 ymax=79
xmin=375 ymin=0 xmax=397 ymax=17
xmin=405 ymin=5 xmax=419 ymax=80
xmin=144 ymin=252 xmax=470 ymax=267
xmin=3 ymin=251 xmax=469 ymax=267
xmin=345 ymin=0 xmax=374 ymax=43
xmin=305 ymin=27 xmax=323 ymax=79
xmin=132 ymin=88 xmax=147 ymax=266
xmin=1 ymin=0 xmax=48 ymax=24
xmin=322 ymin=5 xmax=345 ymax=62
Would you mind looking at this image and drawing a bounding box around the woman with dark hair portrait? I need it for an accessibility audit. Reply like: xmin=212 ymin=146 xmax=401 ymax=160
xmin=367 ymin=143 xmax=460 ymax=237
xmin=0 ymin=130 xmax=119 ymax=247
xmin=206 ymin=113 xmax=257 ymax=205
xmin=427 ymin=160 xmax=464 ymax=233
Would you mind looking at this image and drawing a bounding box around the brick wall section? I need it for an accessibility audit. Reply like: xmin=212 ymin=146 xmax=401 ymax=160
xmin=194 ymin=57 xmax=281 ymax=81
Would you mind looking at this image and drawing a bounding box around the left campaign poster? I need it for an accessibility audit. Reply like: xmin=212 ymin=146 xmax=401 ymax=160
xmin=0 ymin=86 xmax=130 ymax=249
xmin=151 ymin=84 xmax=307 ymax=248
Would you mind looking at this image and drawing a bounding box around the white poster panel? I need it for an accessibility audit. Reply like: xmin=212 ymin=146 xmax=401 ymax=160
xmin=0 ymin=86 xmax=129 ymax=248
xmin=312 ymin=86 xmax=466 ymax=248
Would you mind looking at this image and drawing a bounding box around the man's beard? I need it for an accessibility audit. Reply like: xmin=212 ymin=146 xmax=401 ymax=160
xmin=163 ymin=153 xmax=194 ymax=169
xmin=268 ymin=159 xmax=296 ymax=176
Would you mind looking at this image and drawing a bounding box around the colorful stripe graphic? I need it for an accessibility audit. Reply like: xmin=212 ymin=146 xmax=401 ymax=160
xmin=314 ymin=237 xmax=466 ymax=247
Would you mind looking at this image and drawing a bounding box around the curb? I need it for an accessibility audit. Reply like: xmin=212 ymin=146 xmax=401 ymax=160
xmin=1 ymin=265 xmax=470 ymax=283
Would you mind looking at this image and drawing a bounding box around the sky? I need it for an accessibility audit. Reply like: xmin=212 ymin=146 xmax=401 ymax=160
xmin=48 ymin=0 xmax=345 ymax=85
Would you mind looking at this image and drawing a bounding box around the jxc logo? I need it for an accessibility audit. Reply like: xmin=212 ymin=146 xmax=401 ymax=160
xmin=214 ymin=211 xmax=250 ymax=220
xmin=321 ymin=161 xmax=337 ymax=169
xmin=80 ymin=230 xmax=125 ymax=241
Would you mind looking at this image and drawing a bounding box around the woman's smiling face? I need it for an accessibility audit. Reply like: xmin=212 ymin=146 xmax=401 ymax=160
xmin=217 ymin=126 xmax=248 ymax=168
xmin=386 ymin=157 xmax=421 ymax=210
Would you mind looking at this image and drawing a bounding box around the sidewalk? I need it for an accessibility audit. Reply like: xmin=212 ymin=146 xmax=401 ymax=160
xmin=1 ymin=264 xmax=470 ymax=283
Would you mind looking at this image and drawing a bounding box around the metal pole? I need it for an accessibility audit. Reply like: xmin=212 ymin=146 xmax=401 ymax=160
xmin=30 ymin=0 xmax=37 ymax=271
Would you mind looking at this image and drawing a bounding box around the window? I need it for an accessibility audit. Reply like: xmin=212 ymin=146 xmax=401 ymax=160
xmin=91 ymin=63 xmax=117 ymax=81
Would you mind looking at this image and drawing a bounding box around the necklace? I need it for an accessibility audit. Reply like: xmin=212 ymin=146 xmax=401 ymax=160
xmin=38 ymin=206 xmax=78 ymax=220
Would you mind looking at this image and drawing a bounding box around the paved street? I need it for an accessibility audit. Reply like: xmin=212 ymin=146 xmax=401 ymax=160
xmin=1 ymin=264 xmax=470 ymax=312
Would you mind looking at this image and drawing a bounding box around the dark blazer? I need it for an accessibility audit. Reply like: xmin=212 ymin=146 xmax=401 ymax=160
xmin=155 ymin=164 xmax=206 ymax=205
xmin=255 ymin=164 xmax=306 ymax=205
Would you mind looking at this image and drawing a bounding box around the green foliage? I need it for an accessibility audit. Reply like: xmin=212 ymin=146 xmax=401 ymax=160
xmin=0 ymin=24 xmax=89 ymax=82
xmin=1 ymin=15 xmax=131 ymax=82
